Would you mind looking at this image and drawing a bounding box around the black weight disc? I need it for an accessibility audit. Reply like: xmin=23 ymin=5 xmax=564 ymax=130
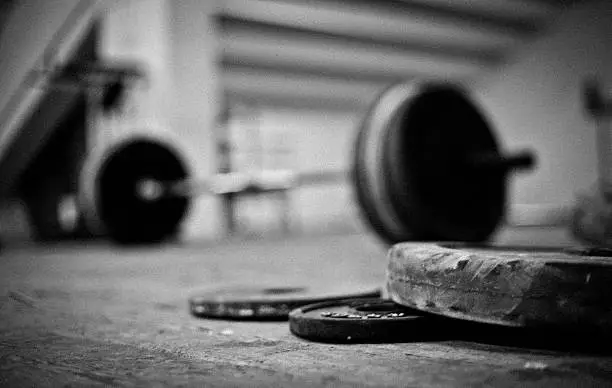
xmin=189 ymin=285 xmax=381 ymax=321
xmin=383 ymin=83 xmax=505 ymax=242
xmin=96 ymin=138 xmax=191 ymax=244
xmin=289 ymin=298 xmax=437 ymax=343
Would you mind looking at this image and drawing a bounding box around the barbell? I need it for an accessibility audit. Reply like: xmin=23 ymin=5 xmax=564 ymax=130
xmin=353 ymin=82 xmax=535 ymax=244
xmin=81 ymin=82 xmax=535 ymax=244
xmin=79 ymin=135 xmax=296 ymax=244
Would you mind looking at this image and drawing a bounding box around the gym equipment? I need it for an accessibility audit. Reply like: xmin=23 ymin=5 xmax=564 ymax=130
xmin=87 ymin=81 xmax=534 ymax=244
xmin=189 ymin=285 xmax=381 ymax=321
xmin=386 ymin=242 xmax=612 ymax=330
xmin=289 ymin=298 xmax=435 ymax=343
xmin=78 ymin=127 xmax=194 ymax=243
xmin=353 ymin=82 xmax=534 ymax=244
xmin=82 ymin=134 xmax=297 ymax=243
xmin=91 ymin=137 xmax=191 ymax=244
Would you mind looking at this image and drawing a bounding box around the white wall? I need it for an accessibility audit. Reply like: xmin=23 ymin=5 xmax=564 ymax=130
xmin=473 ymin=0 xmax=612 ymax=211
xmin=100 ymin=0 xmax=173 ymax=132
xmin=258 ymin=108 xmax=362 ymax=235
xmin=167 ymin=0 xmax=224 ymax=240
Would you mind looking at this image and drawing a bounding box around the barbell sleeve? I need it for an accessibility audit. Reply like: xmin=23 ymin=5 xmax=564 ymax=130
xmin=465 ymin=150 xmax=535 ymax=172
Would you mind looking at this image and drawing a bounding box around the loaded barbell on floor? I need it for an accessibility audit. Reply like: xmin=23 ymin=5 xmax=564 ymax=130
xmin=83 ymin=82 xmax=535 ymax=245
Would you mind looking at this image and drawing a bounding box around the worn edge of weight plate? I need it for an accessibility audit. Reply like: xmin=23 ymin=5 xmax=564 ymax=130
xmin=189 ymin=287 xmax=382 ymax=320
xmin=386 ymin=243 xmax=612 ymax=329
xmin=351 ymin=83 xmax=419 ymax=244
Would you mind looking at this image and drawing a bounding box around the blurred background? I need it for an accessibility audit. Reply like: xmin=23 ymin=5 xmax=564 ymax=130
xmin=0 ymin=0 xmax=609 ymax=246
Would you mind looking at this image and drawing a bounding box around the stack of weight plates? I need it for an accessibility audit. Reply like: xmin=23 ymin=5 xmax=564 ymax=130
xmin=189 ymin=285 xmax=381 ymax=321
xmin=288 ymin=244 xmax=612 ymax=345
xmin=190 ymin=244 xmax=612 ymax=346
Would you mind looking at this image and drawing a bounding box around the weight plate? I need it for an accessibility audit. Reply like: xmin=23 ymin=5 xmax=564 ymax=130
xmin=352 ymin=84 xmax=426 ymax=245
xmin=96 ymin=138 xmax=191 ymax=244
xmin=352 ymin=117 xmax=395 ymax=245
xmin=387 ymin=243 xmax=612 ymax=330
xmin=383 ymin=83 xmax=505 ymax=242
xmin=189 ymin=285 xmax=381 ymax=321
xmin=289 ymin=298 xmax=435 ymax=343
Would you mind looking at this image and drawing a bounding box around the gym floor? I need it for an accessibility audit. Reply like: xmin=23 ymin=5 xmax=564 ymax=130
xmin=1 ymin=229 xmax=611 ymax=387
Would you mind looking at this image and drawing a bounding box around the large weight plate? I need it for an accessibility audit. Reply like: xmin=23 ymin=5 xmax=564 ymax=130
xmin=384 ymin=84 xmax=504 ymax=242
xmin=189 ymin=285 xmax=381 ymax=321
xmin=95 ymin=138 xmax=191 ymax=244
xmin=353 ymin=82 xmax=506 ymax=244
xmin=387 ymin=243 xmax=612 ymax=331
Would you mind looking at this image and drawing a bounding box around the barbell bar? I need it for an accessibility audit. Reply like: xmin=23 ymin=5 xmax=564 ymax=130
xmin=134 ymin=171 xmax=297 ymax=201
xmin=134 ymin=150 xmax=533 ymax=203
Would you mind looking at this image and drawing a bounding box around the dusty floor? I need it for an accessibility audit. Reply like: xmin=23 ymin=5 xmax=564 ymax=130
xmin=1 ymin=230 xmax=612 ymax=387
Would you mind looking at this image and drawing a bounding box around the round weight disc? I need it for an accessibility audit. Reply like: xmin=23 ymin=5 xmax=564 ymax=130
xmin=189 ymin=285 xmax=381 ymax=321
xmin=289 ymin=298 xmax=433 ymax=343
xmin=96 ymin=138 xmax=191 ymax=244
xmin=384 ymin=84 xmax=505 ymax=242
xmin=352 ymin=84 xmax=426 ymax=245
xmin=387 ymin=243 xmax=612 ymax=329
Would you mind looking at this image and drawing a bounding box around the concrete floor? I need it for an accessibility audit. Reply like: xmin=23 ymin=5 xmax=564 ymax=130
xmin=1 ymin=230 xmax=611 ymax=387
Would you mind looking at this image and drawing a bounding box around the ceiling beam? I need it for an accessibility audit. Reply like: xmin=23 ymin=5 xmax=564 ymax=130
xmin=220 ymin=0 xmax=525 ymax=54
xmin=397 ymin=0 xmax=558 ymax=21
xmin=268 ymin=0 xmax=556 ymax=33
xmin=220 ymin=22 xmax=493 ymax=82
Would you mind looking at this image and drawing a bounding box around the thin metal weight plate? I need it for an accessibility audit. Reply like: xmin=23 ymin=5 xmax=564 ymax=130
xmin=289 ymin=298 xmax=435 ymax=343
xmin=189 ymin=286 xmax=381 ymax=321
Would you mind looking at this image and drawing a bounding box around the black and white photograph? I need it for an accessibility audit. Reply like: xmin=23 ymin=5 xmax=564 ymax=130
xmin=0 ymin=0 xmax=611 ymax=386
